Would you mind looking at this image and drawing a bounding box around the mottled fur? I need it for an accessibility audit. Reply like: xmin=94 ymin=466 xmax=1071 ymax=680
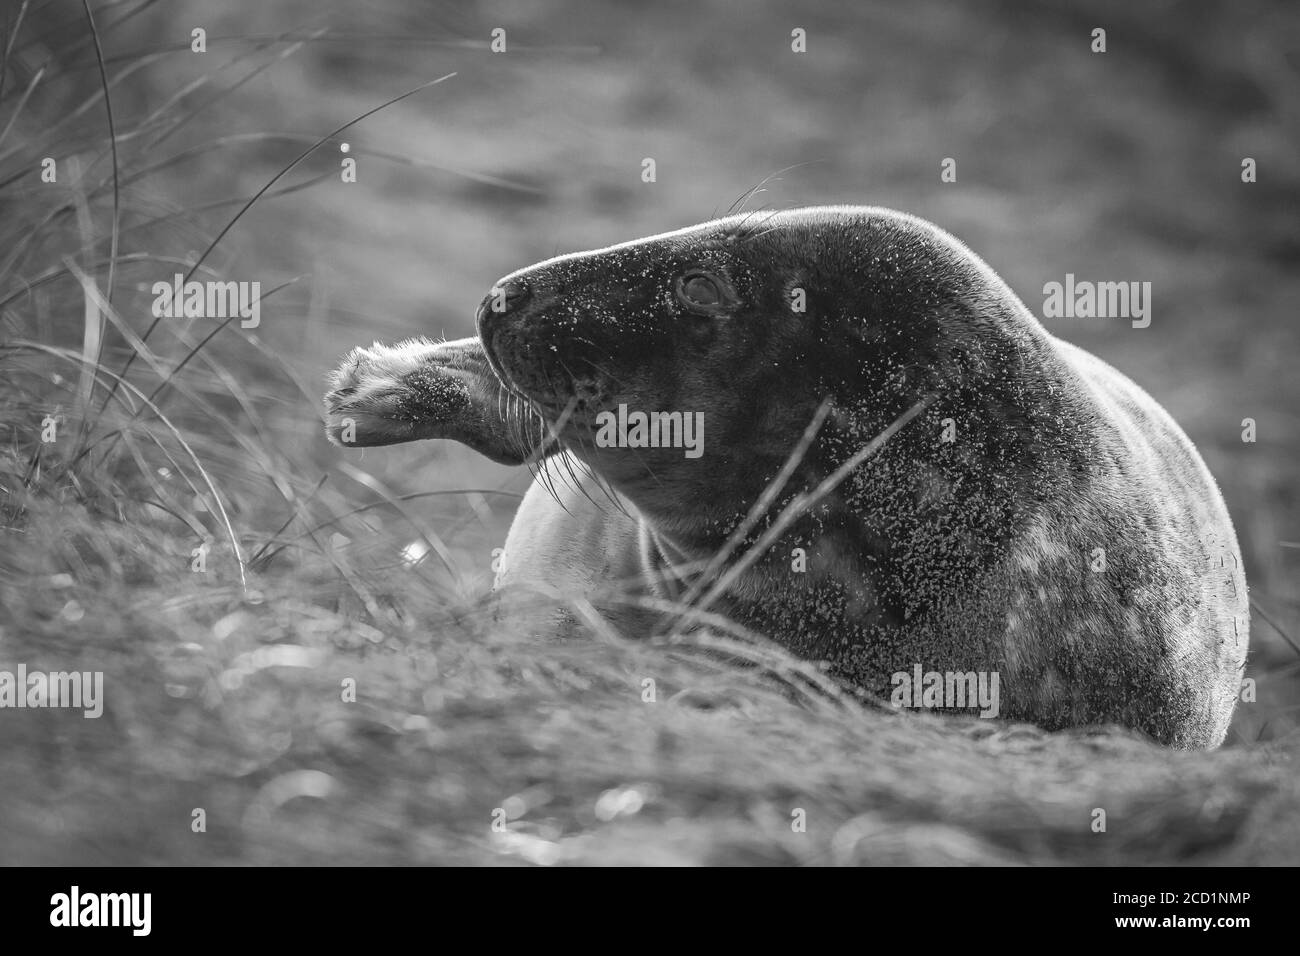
xmin=326 ymin=206 xmax=1248 ymax=749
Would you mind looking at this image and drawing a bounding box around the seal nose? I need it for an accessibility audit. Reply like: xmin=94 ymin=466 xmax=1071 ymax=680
xmin=476 ymin=278 xmax=531 ymax=328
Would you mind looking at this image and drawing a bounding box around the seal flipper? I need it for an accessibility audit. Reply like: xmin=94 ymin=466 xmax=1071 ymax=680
xmin=324 ymin=336 xmax=553 ymax=464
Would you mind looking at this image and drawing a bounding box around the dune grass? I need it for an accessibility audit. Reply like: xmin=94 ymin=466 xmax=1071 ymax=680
xmin=0 ymin=0 xmax=1297 ymax=865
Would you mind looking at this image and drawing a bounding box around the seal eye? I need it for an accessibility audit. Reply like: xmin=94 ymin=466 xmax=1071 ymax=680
xmin=682 ymin=275 xmax=720 ymax=305
xmin=678 ymin=273 xmax=726 ymax=312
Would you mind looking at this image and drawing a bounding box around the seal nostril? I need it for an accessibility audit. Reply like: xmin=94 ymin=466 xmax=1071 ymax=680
xmin=493 ymin=278 xmax=530 ymax=309
xmin=502 ymin=278 xmax=530 ymax=307
xmin=477 ymin=278 xmax=532 ymax=328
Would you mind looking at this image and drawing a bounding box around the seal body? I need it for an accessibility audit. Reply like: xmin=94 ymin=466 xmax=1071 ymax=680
xmin=329 ymin=206 xmax=1248 ymax=749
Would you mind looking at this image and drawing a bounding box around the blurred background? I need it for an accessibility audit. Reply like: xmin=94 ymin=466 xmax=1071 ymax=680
xmin=0 ymin=0 xmax=1297 ymax=864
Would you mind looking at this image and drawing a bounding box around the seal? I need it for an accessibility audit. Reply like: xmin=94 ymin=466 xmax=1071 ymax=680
xmin=326 ymin=206 xmax=1249 ymax=749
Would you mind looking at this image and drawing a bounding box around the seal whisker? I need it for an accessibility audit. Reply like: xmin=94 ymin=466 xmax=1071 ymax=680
xmin=510 ymin=393 xmax=539 ymax=462
xmin=539 ymin=394 xmax=604 ymax=512
xmin=726 ymin=163 xmax=818 ymax=217
xmin=730 ymin=204 xmax=773 ymax=240
xmin=546 ymin=354 xmax=656 ymax=509
xmin=570 ymin=427 xmax=631 ymax=518
xmin=556 ymin=356 xmax=671 ymax=497
xmin=735 ymin=212 xmax=787 ymax=245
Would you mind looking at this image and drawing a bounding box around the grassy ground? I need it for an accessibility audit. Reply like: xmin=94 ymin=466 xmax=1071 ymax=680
xmin=1 ymin=0 xmax=1297 ymax=864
